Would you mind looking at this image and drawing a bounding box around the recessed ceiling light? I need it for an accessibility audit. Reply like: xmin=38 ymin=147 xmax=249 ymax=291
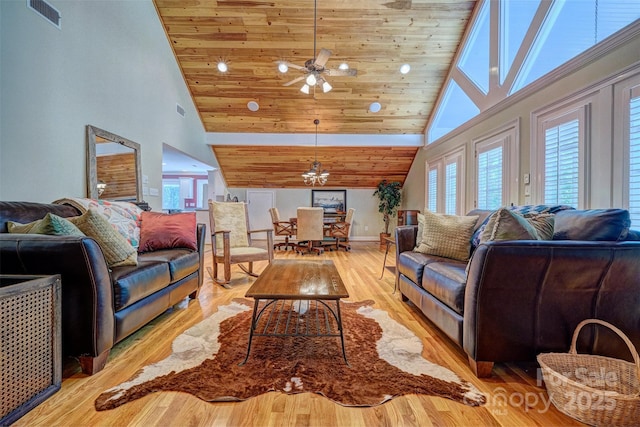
xmin=369 ymin=102 xmax=382 ymax=113
xmin=338 ymin=63 xmax=349 ymax=70
xmin=217 ymin=61 xmax=228 ymax=73
xmin=400 ymin=64 xmax=411 ymax=74
xmin=247 ymin=101 xmax=259 ymax=112
xmin=278 ymin=63 xmax=288 ymax=73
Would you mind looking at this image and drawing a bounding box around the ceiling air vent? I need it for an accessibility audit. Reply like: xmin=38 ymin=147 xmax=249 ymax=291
xmin=176 ymin=104 xmax=186 ymax=117
xmin=28 ymin=0 xmax=62 ymax=29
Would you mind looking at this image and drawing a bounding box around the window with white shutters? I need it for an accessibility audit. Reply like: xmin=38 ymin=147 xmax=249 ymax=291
xmin=544 ymin=119 xmax=580 ymax=207
xmin=629 ymin=94 xmax=640 ymax=228
xmin=427 ymin=167 xmax=438 ymax=212
xmin=425 ymin=147 xmax=465 ymax=215
xmin=533 ymin=101 xmax=587 ymax=208
xmin=477 ymin=146 xmax=503 ymax=209
xmin=445 ymin=161 xmax=457 ymax=215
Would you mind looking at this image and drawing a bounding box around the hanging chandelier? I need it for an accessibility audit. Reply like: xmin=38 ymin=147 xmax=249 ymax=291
xmin=302 ymin=119 xmax=329 ymax=186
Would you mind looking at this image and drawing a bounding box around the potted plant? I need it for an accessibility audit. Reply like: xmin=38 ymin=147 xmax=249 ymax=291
xmin=373 ymin=180 xmax=402 ymax=245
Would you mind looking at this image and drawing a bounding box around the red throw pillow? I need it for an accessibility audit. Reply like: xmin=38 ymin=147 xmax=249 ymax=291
xmin=139 ymin=211 xmax=197 ymax=252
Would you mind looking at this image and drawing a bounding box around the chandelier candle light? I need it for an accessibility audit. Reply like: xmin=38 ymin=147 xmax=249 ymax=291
xmin=302 ymin=119 xmax=329 ymax=186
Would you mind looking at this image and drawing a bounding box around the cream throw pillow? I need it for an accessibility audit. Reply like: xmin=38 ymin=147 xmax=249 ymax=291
xmin=69 ymin=208 xmax=137 ymax=267
xmin=416 ymin=211 xmax=478 ymax=262
xmin=413 ymin=212 xmax=425 ymax=250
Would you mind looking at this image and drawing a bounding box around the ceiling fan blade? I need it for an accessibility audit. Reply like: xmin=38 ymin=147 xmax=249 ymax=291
xmin=314 ymin=48 xmax=332 ymax=68
xmin=326 ymin=68 xmax=358 ymax=77
xmin=282 ymin=75 xmax=306 ymax=87
xmin=274 ymin=60 xmax=306 ymax=71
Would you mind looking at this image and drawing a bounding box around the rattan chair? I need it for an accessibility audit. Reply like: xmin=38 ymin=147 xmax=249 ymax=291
xmin=295 ymin=207 xmax=325 ymax=255
xmin=208 ymin=201 xmax=273 ymax=286
xmin=329 ymin=208 xmax=355 ymax=251
xmin=269 ymin=207 xmax=296 ymax=251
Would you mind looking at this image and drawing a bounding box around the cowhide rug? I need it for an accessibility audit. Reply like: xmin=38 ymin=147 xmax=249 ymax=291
xmin=95 ymin=299 xmax=485 ymax=410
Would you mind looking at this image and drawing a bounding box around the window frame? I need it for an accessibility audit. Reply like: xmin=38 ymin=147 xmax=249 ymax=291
xmin=424 ymin=146 xmax=466 ymax=215
xmin=531 ymin=100 xmax=591 ymax=208
xmin=472 ymin=118 xmax=520 ymax=209
xmin=614 ymin=74 xmax=640 ymax=229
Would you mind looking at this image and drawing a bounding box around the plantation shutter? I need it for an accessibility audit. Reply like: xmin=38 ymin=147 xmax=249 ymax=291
xmin=630 ymin=93 xmax=640 ymax=229
xmin=477 ymin=146 xmax=503 ymax=209
xmin=544 ymin=119 xmax=579 ymax=207
xmin=428 ymin=167 xmax=438 ymax=212
xmin=445 ymin=161 xmax=457 ymax=215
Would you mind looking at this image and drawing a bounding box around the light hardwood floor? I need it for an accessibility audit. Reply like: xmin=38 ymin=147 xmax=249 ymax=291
xmin=14 ymin=242 xmax=583 ymax=427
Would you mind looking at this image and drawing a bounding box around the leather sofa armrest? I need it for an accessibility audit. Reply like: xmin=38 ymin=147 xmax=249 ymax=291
xmin=395 ymin=225 xmax=418 ymax=255
xmin=0 ymin=233 xmax=114 ymax=359
xmin=196 ymin=223 xmax=206 ymax=287
xmin=463 ymin=240 xmax=640 ymax=365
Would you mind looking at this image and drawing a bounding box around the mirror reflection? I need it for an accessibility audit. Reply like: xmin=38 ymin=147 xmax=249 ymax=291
xmin=87 ymin=125 xmax=142 ymax=202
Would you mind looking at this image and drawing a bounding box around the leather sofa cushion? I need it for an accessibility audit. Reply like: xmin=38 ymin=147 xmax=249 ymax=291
xmin=553 ymin=209 xmax=631 ymax=241
xmin=111 ymin=260 xmax=171 ymax=311
xmin=422 ymin=261 xmax=467 ymax=315
xmin=397 ymin=251 xmax=450 ymax=287
xmin=138 ymin=249 xmax=199 ymax=282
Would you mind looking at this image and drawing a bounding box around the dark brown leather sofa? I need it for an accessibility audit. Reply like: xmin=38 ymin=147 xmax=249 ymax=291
xmin=395 ymin=208 xmax=640 ymax=377
xmin=0 ymin=201 xmax=206 ymax=375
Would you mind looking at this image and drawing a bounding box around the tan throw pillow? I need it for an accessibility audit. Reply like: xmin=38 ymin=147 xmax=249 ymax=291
xmin=68 ymin=208 xmax=137 ymax=267
xmin=414 ymin=212 xmax=425 ymax=250
xmin=523 ymin=212 xmax=555 ymax=240
xmin=416 ymin=211 xmax=479 ymax=262
xmin=8 ymin=213 xmax=85 ymax=236
xmin=480 ymin=208 xmax=540 ymax=243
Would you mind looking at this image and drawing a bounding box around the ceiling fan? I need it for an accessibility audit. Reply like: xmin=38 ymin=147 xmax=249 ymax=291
xmin=276 ymin=0 xmax=357 ymax=94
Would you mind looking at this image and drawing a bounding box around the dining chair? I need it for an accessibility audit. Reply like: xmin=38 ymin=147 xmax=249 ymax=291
xmin=295 ymin=207 xmax=325 ymax=255
xmin=269 ymin=207 xmax=296 ymax=251
xmin=208 ymin=201 xmax=273 ymax=286
xmin=329 ymin=208 xmax=355 ymax=251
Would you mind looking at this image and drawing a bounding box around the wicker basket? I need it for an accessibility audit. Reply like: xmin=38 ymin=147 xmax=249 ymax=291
xmin=537 ymin=319 xmax=640 ymax=426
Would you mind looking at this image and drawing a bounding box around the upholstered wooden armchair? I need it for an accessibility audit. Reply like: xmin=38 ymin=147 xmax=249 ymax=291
xmin=329 ymin=208 xmax=355 ymax=251
xmin=295 ymin=207 xmax=325 ymax=255
xmin=269 ymin=207 xmax=296 ymax=251
xmin=208 ymin=201 xmax=273 ymax=286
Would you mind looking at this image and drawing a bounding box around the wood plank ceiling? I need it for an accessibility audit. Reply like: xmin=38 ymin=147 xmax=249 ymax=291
xmin=154 ymin=0 xmax=477 ymax=188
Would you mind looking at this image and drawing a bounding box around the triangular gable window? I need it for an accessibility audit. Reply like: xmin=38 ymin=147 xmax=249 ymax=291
xmin=458 ymin=0 xmax=490 ymax=94
xmin=428 ymin=80 xmax=480 ymax=142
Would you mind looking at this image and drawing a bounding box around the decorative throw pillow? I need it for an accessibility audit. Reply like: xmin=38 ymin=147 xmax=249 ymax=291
xmin=523 ymin=212 xmax=555 ymax=240
xmin=414 ymin=212 xmax=425 ymax=250
xmin=53 ymin=198 xmax=142 ymax=248
xmin=138 ymin=211 xmax=197 ymax=252
xmin=68 ymin=208 xmax=137 ymax=267
xmin=415 ymin=211 xmax=478 ymax=262
xmin=471 ymin=204 xmax=574 ymax=248
xmin=480 ymin=208 xmax=540 ymax=243
xmin=8 ymin=213 xmax=85 ymax=236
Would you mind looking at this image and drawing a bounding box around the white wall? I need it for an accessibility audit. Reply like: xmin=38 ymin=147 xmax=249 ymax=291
xmin=0 ymin=0 xmax=213 ymax=210
xmin=403 ymin=27 xmax=640 ymax=213
xmin=228 ymin=188 xmax=387 ymax=240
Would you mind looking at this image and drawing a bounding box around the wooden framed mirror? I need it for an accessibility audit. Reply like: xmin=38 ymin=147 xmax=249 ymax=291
xmin=86 ymin=125 xmax=143 ymax=202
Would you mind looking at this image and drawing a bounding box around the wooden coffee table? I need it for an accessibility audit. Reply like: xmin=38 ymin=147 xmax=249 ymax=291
xmin=241 ymin=259 xmax=350 ymax=365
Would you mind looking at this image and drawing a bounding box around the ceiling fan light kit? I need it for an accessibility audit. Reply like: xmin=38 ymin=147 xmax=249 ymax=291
xmin=278 ymin=62 xmax=289 ymax=73
xmin=277 ymin=0 xmax=357 ymax=95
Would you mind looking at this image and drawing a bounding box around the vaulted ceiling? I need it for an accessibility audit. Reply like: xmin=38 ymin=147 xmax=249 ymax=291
xmin=154 ymin=0 xmax=477 ymax=188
